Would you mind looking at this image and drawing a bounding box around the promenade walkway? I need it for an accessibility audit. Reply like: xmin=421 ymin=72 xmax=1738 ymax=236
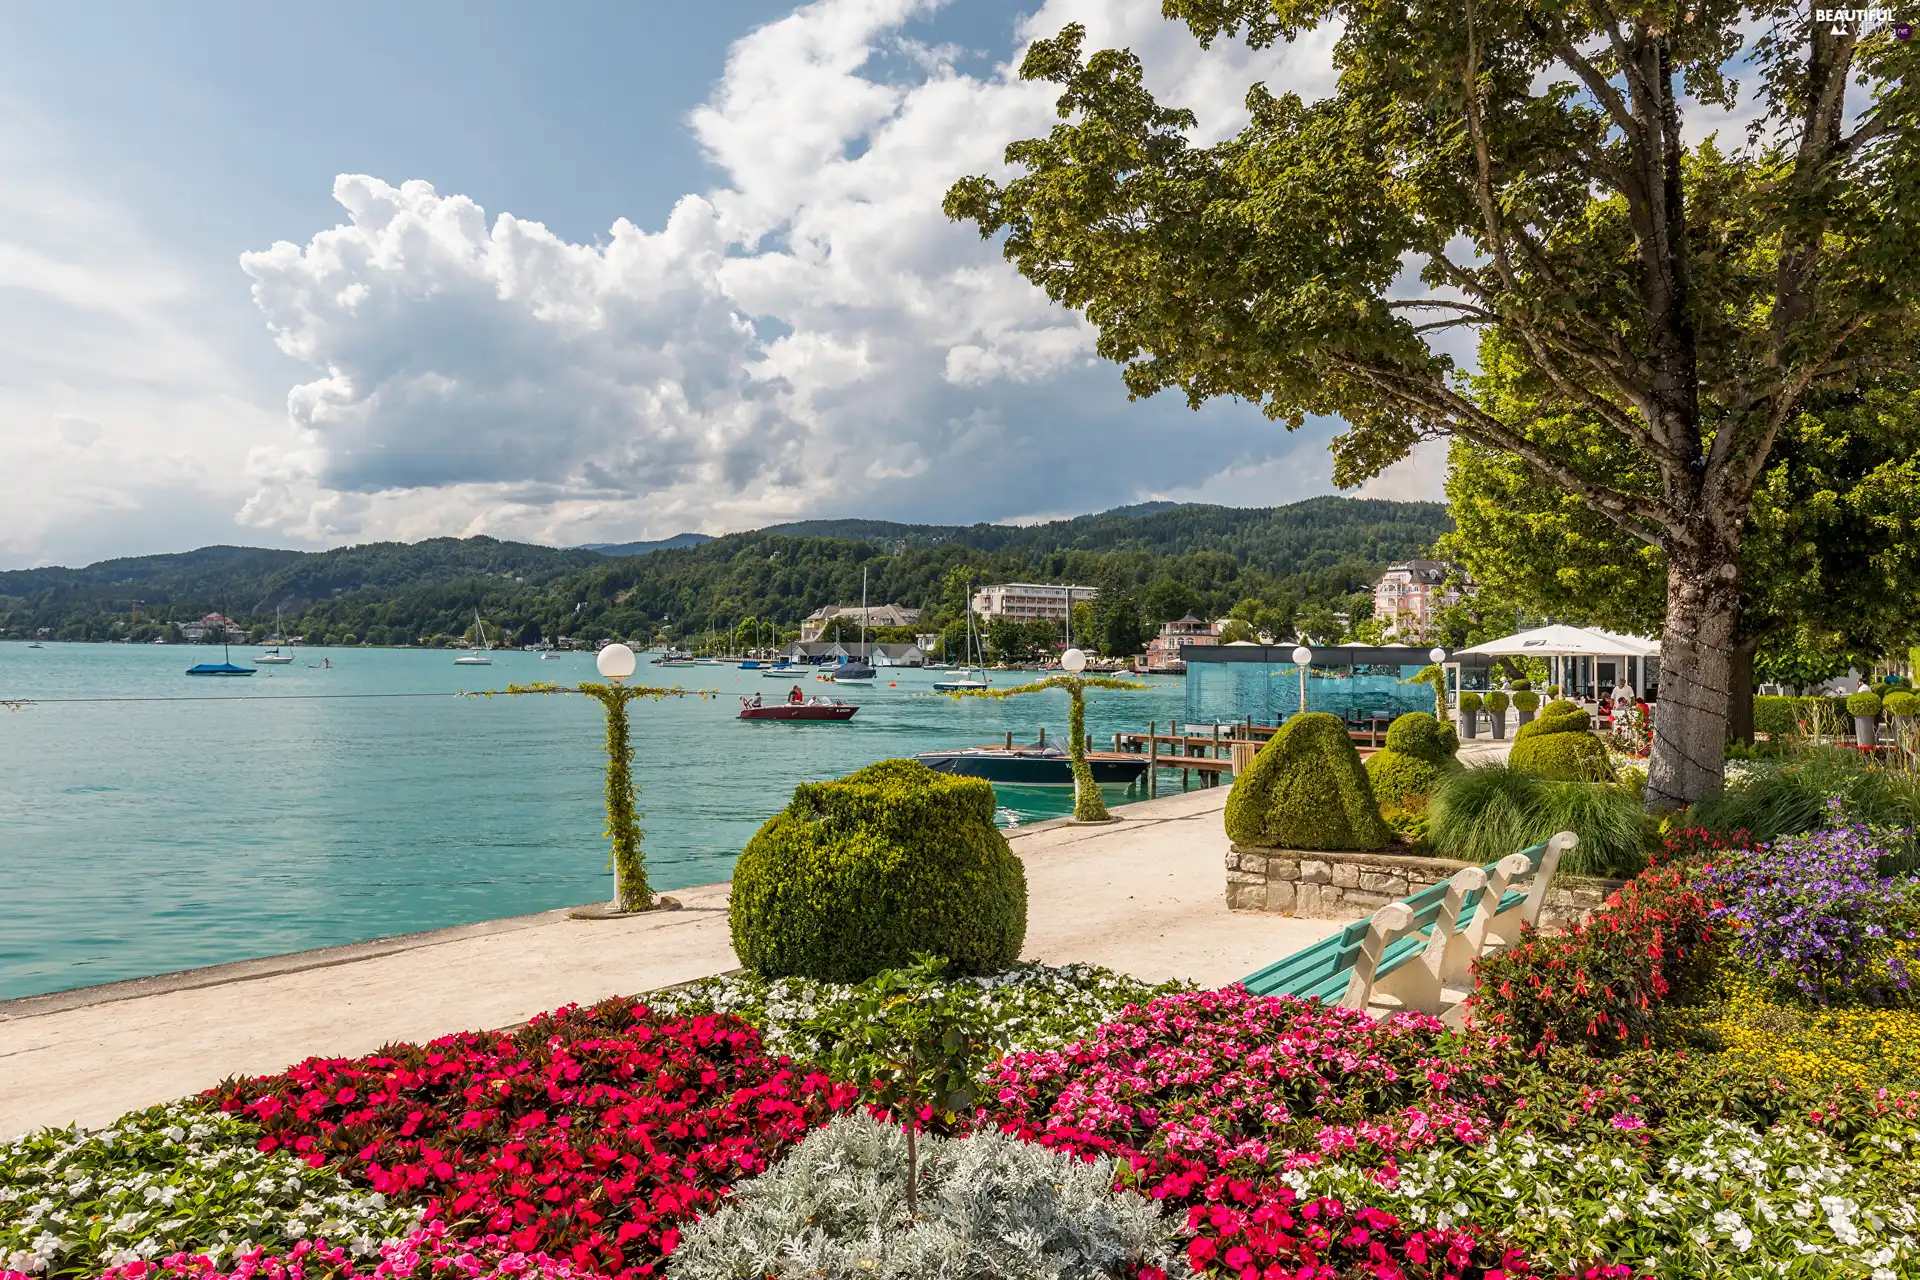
xmin=1 ymin=788 xmax=1335 ymax=1135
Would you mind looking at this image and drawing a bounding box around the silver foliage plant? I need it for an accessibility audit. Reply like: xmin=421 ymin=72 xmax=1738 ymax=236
xmin=664 ymin=1111 xmax=1195 ymax=1280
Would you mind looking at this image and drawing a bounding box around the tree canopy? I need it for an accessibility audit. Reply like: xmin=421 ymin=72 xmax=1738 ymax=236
xmin=947 ymin=2 xmax=1917 ymax=806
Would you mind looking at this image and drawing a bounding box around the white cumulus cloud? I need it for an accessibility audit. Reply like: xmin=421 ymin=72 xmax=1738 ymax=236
xmin=237 ymin=0 xmax=1373 ymax=548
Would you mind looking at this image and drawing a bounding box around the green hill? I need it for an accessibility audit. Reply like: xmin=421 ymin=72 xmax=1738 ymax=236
xmin=0 ymin=497 xmax=1451 ymax=649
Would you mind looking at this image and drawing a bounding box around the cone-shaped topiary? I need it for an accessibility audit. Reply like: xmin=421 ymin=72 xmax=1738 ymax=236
xmin=1509 ymin=705 xmax=1613 ymax=781
xmin=1226 ymin=712 xmax=1389 ymax=850
xmin=730 ymin=758 xmax=1027 ymax=982
xmin=1365 ymin=711 xmax=1459 ymax=807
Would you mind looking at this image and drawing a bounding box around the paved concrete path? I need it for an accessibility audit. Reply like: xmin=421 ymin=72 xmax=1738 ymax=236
xmin=0 ymin=788 xmax=1333 ymax=1135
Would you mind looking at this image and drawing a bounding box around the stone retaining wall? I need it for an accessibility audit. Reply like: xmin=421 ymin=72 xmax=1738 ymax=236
xmin=1225 ymin=844 xmax=1622 ymax=932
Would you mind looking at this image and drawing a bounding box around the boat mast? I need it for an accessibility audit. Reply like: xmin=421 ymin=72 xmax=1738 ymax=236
xmin=859 ymin=566 xmax=868 ymax=664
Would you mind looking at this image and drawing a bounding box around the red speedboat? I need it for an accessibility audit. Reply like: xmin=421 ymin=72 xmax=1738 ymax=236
xmin=739 ymin=696 xmax=858 ymax=721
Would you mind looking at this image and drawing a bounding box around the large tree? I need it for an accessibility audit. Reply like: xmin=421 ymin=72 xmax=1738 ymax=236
xmin=1442 ymin=376 xmax=1920 ymax=736
xmin=946 ymin=3 xmax=1917 ymax=806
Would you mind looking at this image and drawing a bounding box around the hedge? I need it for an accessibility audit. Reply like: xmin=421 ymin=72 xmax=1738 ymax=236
xmin=1225 ymin=712 xmax=1389 ymax=851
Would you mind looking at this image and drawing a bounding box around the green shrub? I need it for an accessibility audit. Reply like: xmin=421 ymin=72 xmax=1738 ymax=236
xmin=1459 ymin=691 xmax=1484 ymax=713
xmin=1510 ymin=705 xmax=1611 ymax=781
xmin=1438 ymin=720 xmax=1460 ymax=756
xmin=1511 ymin=689 xmax=1541 ymax=713
xmin=1547 ymin=684 xmax=1562 ymax=697
xmin=1541 ymin=698 xmax=1580 ymax=718
xmin=667 ymin=1111 xmax=1190 ymax=1280
xmin=1512 ymin=679 xmax=1532 ymax=691
xmin=1428 ymin=765 xmax=1649 ymax=877
xmin=1886 ymin=691 xmax=1919 ymax=717
xmin=1753 ymin=695 xmax=1850 ymax=738
xmin=1366 ymin=712 xmax=1458 ymax=808
xmin=1484 ymin=689 xmax=1510 ymax=714
xmin=730 ymin=759 xmax=1027 ymax=982
xmin=1383 ymin=710 xmax=1454 ymax=761
xmin=1847 ymin=689 xmax=1883 ymax=717
xmin=1225 ymin=711 xmax=1389 ymax=850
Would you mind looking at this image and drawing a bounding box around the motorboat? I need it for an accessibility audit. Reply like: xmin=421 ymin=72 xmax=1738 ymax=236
xmin=828 ymin=660 xmax=876 ymax=684
xmin=739 ymin=695 xmax=858 ymax=722
xmin=916 ymin=743 xmax=1147 ymax=785
xmin=762 ymin=663 xmax=805 ymax=677
xmin=541 ymin=651 xmax=562 ymax=660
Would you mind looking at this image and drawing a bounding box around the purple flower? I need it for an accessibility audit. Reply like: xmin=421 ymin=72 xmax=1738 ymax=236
xmin=1708 ymin=821 xmax=1920 ymax=1006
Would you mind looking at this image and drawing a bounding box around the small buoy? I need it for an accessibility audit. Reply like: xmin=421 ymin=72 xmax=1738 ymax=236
xmin=889 ymin=681 xmax=896 ymax=687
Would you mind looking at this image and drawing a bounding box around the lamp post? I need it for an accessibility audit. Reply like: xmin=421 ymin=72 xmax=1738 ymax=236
xmin=597 ymin=642 xmax=636 ymax=684
xmin=1429 ymin=646 xmax=1448 ymax=720
xmin=1293 ymin=644 xmax=1312 ymax=716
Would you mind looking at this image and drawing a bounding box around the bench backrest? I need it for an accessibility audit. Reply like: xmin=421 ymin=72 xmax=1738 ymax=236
xmin=1240 ymin=833 xmax=1574 ymax=1000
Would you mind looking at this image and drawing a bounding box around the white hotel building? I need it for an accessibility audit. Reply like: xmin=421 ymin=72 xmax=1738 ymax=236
xmin=970 ymin=582 xmax=1098 ymax=622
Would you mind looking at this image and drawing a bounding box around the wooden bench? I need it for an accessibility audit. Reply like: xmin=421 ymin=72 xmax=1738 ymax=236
xmin=1240 ymin=832 xmax=1576 ymax=1023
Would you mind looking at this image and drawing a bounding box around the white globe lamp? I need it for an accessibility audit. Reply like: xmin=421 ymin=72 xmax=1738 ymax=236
xmin=596 ymin=642 xmax=637 ymax=684
xmin=1061 ymin=647 xmax=1088 ymax=674
xmin=1429 ymin=646 xmax=1447 ymax=666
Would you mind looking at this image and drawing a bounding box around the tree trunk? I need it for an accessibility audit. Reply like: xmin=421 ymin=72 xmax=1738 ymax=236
xmin=1645 ymin=545 xmax=1742 ymax=810
xmin=1728 ymin=636 xmax=1758 ymax=746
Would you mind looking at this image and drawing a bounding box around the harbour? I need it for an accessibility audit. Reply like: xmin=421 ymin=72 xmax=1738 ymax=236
xmin=0 ymin=641 xmax=1187 ymax=1001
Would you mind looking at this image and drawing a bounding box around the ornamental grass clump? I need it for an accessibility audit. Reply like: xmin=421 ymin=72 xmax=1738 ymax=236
xmin=1224 ymin=712 xmax=1388 ymax=851
xmin=1427 ymin=765 xmax=1648 ymax=877
xmin=663 ymin=1111 xmax=1195 ymax=1280
xmin=1708 ymin=812 xmax=1920 ymax=1007
xmin=729 ymin=758 xmax=1028 ymax=982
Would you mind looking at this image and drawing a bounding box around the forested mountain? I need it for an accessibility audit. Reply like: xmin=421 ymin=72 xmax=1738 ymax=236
xmin=761 ymin=497 xmax=1444 ymax=566
xmin=577 ymin=533 xmax=713 ymax=556
xmin=0 ymin=497 xmax=1452 ymax=652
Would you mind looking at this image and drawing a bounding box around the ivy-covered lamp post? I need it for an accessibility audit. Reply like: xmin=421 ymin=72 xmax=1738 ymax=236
xmin=471 ymin=642 xmax=707 ymax=915
xmin=1293 ymin=645 xmax=1312 ymax=717
xmin=950 ymin=648 xmax=1144 ymax=822
xmin=1430 ymin=647 xmax=1449 ymax=721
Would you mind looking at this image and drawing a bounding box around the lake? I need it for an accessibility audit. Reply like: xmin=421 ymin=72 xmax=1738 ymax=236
xmin=0 ymin=642 xmax=1190 ymax=1000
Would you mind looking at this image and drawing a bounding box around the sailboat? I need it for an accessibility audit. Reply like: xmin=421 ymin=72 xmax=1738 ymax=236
xmin=187 ymin=621 xmax=255 ymax=677
xmin=255 ymin=606 xmax=294 ymax=664
xmin=828 ymin=568 xmax=876 ymax=684
xmin=933 ymin=581 xmax=989 ymax=692
xmin=454 ymin=610 xmax=495 ymax=665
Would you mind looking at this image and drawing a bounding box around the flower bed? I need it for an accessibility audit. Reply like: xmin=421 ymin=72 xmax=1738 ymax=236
xmin=647 ymin=962 xmax=1188 ymax=1064
xmin=0 ymin=1104 xmax=414 ymax=1280
xmin=204 ymin=999 xmax=855 ymax=1280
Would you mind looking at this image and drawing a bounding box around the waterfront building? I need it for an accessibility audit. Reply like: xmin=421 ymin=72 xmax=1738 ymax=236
xmin=798 ymin=603 xmax=921 ymax=641
xmin=1137 ymin=614 xmax=1222 ymax=674
xmin=970 ymin=582 xmax=1097 ymax=622
xmin=781 ymin=640 xmax=927 ymax=666
xmin=179 ymin=612 xmax=239 ymax=643
xmin=1185 ymin=643 xmax=1494 ymax=726
xmin=1372 ymin=560 xmax=1472 ymax=642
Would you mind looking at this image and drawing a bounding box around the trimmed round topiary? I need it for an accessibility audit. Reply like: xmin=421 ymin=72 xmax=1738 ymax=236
xmin=1383 ymin=710 xmax=1453 ymax=761
xmin=1484 ymin=689 xmax=1510 ymax=713
xmin=1458 ymin=691 xmax=1484 ymax=713
xmin=1886 ymin=690 xmax=1919 ymax=718
xmin=1511 ymin=679 xmax=1532 ymax=691
xmin=1547 ymin=684 xmax=1563 ymax=697
xmin=1509 ymin=705 xmax=1612 ymax=781
xmin=1511 ymin=689 xmax=1541 ymax=713
xmin=1542 ymin=698 xmax=1580 ymax=717
xmin=729 ymin=758 xmax=1027 ymax=982
xmin=1225 ymin=711 xmax=1389 ymax=851
xmin=1846 ymin=689 xmax=1883 ymax=717
xmin=1367 ymin=713 xmax=1460 ymax=807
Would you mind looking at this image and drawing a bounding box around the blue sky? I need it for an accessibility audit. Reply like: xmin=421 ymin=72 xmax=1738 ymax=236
xmin=0 ymin=0 xmax=1439 ymax=569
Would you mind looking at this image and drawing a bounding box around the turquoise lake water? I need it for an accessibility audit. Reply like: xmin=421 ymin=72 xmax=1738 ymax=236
xmin=0 ymin=643 xmax=1191 ymax=1000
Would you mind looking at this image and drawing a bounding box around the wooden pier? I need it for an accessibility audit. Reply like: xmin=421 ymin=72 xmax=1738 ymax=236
xmin=1109 ymin=717 xmax=1389 ymax=796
